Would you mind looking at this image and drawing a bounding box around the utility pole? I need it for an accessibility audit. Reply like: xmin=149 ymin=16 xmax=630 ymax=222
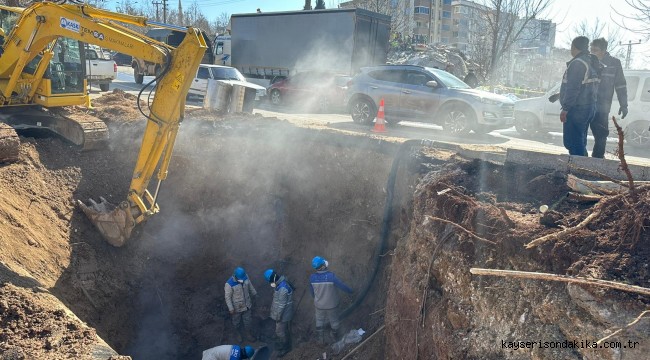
xmin=162 ymin=0 xmax=168 ymax=23
xmin=178 ymin=0 xmax=183 ymax=25
xmin=153 ymin=0 xmax=162 ymax=22
xmin=428 ymin=0 xmax=433 ymax=44
xmin=620 ymin=40 xmax=643 ymax=69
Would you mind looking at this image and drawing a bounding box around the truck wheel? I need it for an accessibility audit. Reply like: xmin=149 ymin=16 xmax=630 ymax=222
xmin=514 ymin=112 xmax=540 ymax=136
xmin=99 ymin=83 xmax=110 ymax=92
xmin=625 ymin=120 xmax=650 ymax=148
xmin=350 ymin=98 xmax=376 ymax=125
xmin=270 ymin=90 xmax=282 ymax=105
xmin=440 ymin=103 xmax=474 ymax=135
xmin=135 ymin=73 xmax=144 ymax=85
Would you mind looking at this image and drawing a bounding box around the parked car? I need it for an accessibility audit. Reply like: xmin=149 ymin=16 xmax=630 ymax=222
xmin=514 ymin=69 xmax=650 ymax=148
xmin=188 ymin=64 xmax=265 ymax=100
xmin=112 ymin=52 xmax=132 ymax=66
xmin=345 ymin=65 xmax=515 ymax=134
xmin=267 ymin=72 xmax=352 ymax=112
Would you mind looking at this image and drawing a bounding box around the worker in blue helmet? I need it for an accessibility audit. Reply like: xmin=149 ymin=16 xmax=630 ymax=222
xmin=201 ymin=344 xmax=255 ymax=360
xmin=263 ymin=268 xmax=294 ymax=357
xmin=225 ymin=267 xmax=257 ymax=342
xmin=310 ymin=256 xmax=353 ymax=344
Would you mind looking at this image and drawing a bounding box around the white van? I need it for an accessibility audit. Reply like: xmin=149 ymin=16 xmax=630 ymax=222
xmin=514 ymin=69 xmax=650 ymax=148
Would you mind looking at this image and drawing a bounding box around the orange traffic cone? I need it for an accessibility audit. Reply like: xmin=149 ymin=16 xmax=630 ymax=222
xmin=372 ymin=98 xmax=387 ymax=133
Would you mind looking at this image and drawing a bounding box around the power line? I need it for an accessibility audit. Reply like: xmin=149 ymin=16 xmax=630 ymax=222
xmin=620 ymin=39 xmax=643 ymax=69
xmin=152 ymin=0 xmax=162 ymax=21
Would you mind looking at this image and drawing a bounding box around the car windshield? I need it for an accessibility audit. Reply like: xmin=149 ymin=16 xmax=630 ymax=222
xmin=211 ymin=67 xmax=245 ymax=81
xmin=425 ymin=67 xmax=470 ymax=89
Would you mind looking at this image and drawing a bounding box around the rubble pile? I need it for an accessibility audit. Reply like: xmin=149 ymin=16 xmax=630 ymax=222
xmin=387 ymin=45 xmax=473 ymax=78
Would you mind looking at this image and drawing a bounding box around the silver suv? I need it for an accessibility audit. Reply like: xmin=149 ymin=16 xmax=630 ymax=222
xmin=345 ymin=65 xmax=515 ymax=134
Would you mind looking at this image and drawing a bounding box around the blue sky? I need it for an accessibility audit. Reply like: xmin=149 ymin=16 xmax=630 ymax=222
xmin=106 ymin=0 xmax=339 ymax=13
xmin=103 ymin=0 xmax=648 ymax=63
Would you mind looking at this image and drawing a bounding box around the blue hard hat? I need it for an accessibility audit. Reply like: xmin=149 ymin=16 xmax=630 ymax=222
xmin=244 ymin=345 xmax=255 ymax=358
xmin=234 ymin=267 xmax=247 ymax=280
xmin=312 ymin=256 xmax=326 ymax=269
xmin=264 ymin=269 xmax=275 ymax=282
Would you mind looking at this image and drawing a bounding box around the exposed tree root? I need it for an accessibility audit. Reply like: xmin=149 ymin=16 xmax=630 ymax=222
xmin=597 ymin=310 xmax=650 ymax=344
xmin=425 ymin=216 xmax=496 ymax=245
xmin=469 ymin=268 xmax=650 ymax=296
xmin=525 ymin=205 xmax=602 ymax=248
xmin=611 ymin=116 xmax=636 ymax=195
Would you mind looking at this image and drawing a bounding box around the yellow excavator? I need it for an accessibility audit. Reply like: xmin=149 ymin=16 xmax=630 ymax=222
xmin=0 ymin=1 xmax=207 ymax=246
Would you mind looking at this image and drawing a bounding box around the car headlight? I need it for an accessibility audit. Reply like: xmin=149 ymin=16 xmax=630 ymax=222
xmin=480 ymin=97 xmax=502 ymax=105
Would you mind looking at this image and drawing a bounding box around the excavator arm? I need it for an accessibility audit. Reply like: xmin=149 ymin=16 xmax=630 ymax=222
xmin=0 ymin=1 xmax=207 ymax=246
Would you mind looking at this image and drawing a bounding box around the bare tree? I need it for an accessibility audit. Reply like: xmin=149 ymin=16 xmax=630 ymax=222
xmin=346 ymin=0 xmax=410 ymax=37
xmin=613 ymin=0 xmax=650 ymax=38
xmin=213 ymin=12 xmax=230 ymax=35
xmin=567 ymin=18 xmax=624 ymax=58
xmin=478 ymin=0 xmax=554 ymax=77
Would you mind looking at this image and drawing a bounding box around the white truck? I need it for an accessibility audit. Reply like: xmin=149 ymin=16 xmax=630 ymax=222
xmin=84 ymin=45 xmax=117 ymax=92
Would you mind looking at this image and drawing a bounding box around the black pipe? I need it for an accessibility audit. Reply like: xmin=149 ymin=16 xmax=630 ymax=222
xmin=341 ymin=139 xmax=434 ymax=319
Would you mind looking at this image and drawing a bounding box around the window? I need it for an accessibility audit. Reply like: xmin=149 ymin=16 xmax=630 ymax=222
xmin=443 ymin=0 xmax=451 ymax=4
xmin=441 ymin=37 xmax=449 ymax=43
xmin=197 ymin=67 xmax=211 ymax=80
xmin=414 ymin=6 xmax=430 ymax=14
xmin=453 ymin=31 xmax=459 ymax=38
xmin=441 ymin=24 xmax=451 ymax=31
xmin=638 ymin=77 xmax=650 ymax=102
xmin=442 ymin=11 xmax=451 ymax=18
xmin=454 ymin=6 xmax=468 ymax=14
xmin=404 ymin=71 xmax=432 ymax=86
xmin=626 ymin=76 xmax=640 ymax=101
xmin=368 ymin=70 xmax=403 ymax=83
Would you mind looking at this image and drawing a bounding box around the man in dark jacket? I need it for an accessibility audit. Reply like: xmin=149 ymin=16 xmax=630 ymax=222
xmin=589 ymin=38 xmax=628 ymax=158
xmin=559 ymin=36 xmax=599 ymax=156
xmin=309 ymin=256 xmax=353 ymax=344
xmin=264 ymin=269 xmax=293 ymax=357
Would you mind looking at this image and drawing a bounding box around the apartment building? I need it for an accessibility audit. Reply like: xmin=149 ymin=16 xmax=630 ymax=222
xmin=341 ymin=0 xmax=555 ymax=58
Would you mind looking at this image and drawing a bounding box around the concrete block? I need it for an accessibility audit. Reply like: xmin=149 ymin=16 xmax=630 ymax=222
xmin=568 ymin=156 xmax=650 ymax=181
xmin=505 ymin=148 xmax=570 ymax=172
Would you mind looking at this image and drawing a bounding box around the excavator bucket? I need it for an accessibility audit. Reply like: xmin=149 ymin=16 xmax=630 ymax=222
xmin=78 ymin=197 xmax=135 ymax=247
xmin=0 ymin=123 xmax=20 ymax=163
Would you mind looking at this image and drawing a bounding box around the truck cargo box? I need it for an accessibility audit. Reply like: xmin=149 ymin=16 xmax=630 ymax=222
xmin=231 ymin=8 xmax=390 ymax=79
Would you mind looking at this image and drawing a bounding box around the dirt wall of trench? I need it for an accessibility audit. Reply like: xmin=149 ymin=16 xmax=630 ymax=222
xmin=384 ymin=160 xmax=650 ymax=359
xmin=0 ymin=100 xmax=418 ymax=359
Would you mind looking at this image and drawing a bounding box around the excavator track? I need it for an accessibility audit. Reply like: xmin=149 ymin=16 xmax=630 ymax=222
xmin=0 ymin=106 xmax=109 ymax=151
xmin=51 ymin=109 xmax=110 ymax=151
xmin=0 ymin=123 xmax=20 ymax=163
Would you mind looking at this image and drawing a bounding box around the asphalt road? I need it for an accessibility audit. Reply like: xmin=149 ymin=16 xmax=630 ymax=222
xmin=102 ymin=66 xmax=650 ymax=165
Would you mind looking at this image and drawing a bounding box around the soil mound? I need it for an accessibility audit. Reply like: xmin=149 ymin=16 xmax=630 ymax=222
xmin=0 ymin=283 xmax=101 ymax=360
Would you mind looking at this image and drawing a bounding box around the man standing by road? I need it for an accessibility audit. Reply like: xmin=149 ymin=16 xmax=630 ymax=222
xmin=309 ymin=256 xmax=353 ymax=344
xmin=264 ymin=268 xmax=294 ymax=357
xmin=590 ymin=38 xmax=628 ymax=158
xmin=225 ymin=267 xmax=257 ymax=342
xmin=559 ymin=36 xmax=600 ymax=156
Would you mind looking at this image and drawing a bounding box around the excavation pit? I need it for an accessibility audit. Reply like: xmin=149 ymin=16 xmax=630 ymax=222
xmin=1 ymin=92 xmax=649 ymax=359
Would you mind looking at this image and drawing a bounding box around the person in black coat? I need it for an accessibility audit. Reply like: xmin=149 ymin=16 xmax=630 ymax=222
xmin=589 ymin=38 xmax=628 ymax=158
xmin=463 ymin=69 xmax=479 ymax=88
